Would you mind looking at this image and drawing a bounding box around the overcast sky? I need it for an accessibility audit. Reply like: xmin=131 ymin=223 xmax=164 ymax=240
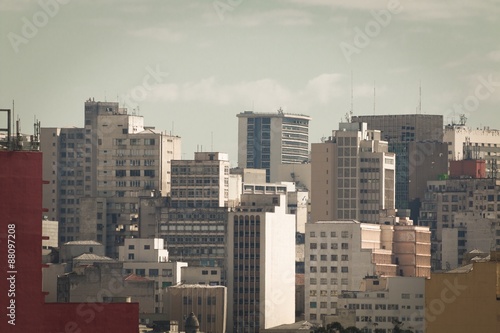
xmin=1 ymin=0 xmax=499 ymax=164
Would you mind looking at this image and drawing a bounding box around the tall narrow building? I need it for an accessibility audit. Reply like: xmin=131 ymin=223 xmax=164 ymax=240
xmin=41 ymin=99 xmax=181 ymax=257
xmin=227 ymin=191 xmax=296 ymax=333
xmin=311 ymin=122 xmax=395 ymax=224
xmin=237 ymin=110 xmax=311 ymax=182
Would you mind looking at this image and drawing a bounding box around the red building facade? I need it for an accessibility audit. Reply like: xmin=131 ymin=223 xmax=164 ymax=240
xmin=0 ymin=151 xmax=139 ymax=332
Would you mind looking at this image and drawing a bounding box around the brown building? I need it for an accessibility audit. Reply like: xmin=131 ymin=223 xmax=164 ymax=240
xmin=449 ymin=159 xmax=486 ymax=179
xmin=425 ymin=252 xmax=500 ymax=333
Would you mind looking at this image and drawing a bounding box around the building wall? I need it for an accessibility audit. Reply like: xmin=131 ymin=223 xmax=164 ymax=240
xmin=227 ymin=193 xmax=296 ymax=333
xmin=0 ymin=150 xmax=139 ymax=333
xmin=182 ymin=266 xmax=223 ymax=285
xmin=336 ymin=277 xmax=426 ymax=333
xmin=444 ymin=125 xmax=500 ymax=177
xmin=425 ymin=257 xmax=500 ymax=333
xmin=237 ymin=111 xmax=311 ymax=182
xmin=164 ymin=285 xmax=227 ymax=333
xmin=311 ymin=123 xmax=395 ymax=223
xmin=42 ymin=219 xmax=59 ymax=249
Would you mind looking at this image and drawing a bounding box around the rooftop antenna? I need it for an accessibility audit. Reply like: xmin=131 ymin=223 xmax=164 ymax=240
xmin=373 ymin=81 xmax=376 ymax=115
xmin=417 ymin=81 xmax=422 ymax=114
xmin=345 ymin=71 xmax=354 ymax=123
xmin=104 ymin=90 xmax=107 ymax=102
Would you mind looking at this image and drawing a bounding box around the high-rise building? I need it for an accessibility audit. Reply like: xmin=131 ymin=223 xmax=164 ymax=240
xmin=154 ymin=152 xmax=232 ymax=268
xmin=227 ymin=192 xmax=296 ymax=332
xmin=351 ymin=114 xmax=446 ymax=217
xmin=311 ymin=122 xmax=396 ymax=224
xmin=40 ymin=99 xmax=181 ymax=257
xmin=237 ymin=110 xmax=311 ymax=182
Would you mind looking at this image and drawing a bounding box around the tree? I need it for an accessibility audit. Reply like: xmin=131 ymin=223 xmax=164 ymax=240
xmin=311 ymin=322 xmax=362 ymax=333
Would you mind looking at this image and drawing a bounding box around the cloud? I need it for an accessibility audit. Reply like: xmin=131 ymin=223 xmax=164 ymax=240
xmin=204 ymin=8 xmax=313 ymax=27
xmin=488 ymin=50 xmax=500 ymax=62
xmin=129 ymin=27 xmax=183 ymax=42
xmin=145 ymin=73 xmax=345 ymax=111
xmin=289 ymin=0 xmax=500 ymax=22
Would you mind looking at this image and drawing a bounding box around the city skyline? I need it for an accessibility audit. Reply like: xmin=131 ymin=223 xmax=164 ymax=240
xmin=1 ymin=0 xmax=500 ymax=165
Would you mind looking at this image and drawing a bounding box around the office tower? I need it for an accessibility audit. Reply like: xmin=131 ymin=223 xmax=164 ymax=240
xmin=170 ymin=152 xmax=231 ymax=208
xmin=351 ymin=114 xmax=446 ymax=218
xmin=40 ymin=99 xmax=181 ymax=257
xmin=237 ymin=110 xmax=311 ymax=182
xmin=444 ymin=122 xmax=500 ymax=177
xmin=227 ymin=192 xmax=296 ymax=333
xmin=311 ymin=122 xmax=396 ymax=224
xmin=156 ymin=152 xmax=231 ymax=268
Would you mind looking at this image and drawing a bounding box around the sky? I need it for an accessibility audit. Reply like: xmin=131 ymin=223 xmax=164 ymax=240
xmin=1 ymin=0 xmax=499 ymax=165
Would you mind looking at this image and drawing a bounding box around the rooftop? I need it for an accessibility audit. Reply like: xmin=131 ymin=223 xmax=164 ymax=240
xmin=64 ymin=240 xmax=102 ymax=246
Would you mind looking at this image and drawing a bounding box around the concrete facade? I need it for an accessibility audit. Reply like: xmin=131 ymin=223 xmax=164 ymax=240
xmin=419 ymin=178 xmax=500 ymax=270
xmin=311 ymin=122 xmax=396 ymax=223
xmin=57 ymin=261 xmax=155 ymax=314
xmin=305 ymin=221 xmax=430 ymax=324
xmin=227 ymin=193 xmax=296 ymax=332
xmin=164 ymin=284 xmax=227 ymax=333
xmin=40 ymin=99 xmax=181 ymax=257
xmin=118 ymin=238 xmax=187 ymax=313
xmin=335 ymin=276 xmax=425 ymax=333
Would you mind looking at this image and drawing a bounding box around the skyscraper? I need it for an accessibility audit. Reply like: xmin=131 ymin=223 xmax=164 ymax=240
xmin=351 ymin=114 xmax=446 ymax=218
xmin=311 ymin=122 xmax=395 ymax=224
xmin=237 ymin=110 xmax=311 ymax=182
xmin=227 ymin=191 xmax=296 ymax=332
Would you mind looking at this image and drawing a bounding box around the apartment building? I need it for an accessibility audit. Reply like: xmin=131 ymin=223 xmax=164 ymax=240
xmin=333 ymin=276 xmax=425 ymax=333
xmin=40 ymin=99 xmax=181 ymax=257
xmin=305 ymin=220 xmax=430 ymax=324
xmin=311 ymin=122 xmax=396 ymax=223
xmin=420 ymin=178 xmax=500 ymax=270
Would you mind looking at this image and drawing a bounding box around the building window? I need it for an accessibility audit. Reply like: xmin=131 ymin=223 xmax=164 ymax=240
xmin=202 ymin=270 xmax=208 ymax=275
xmin=144 ymin=245 xmax=150 ymax=250
xmin=401 ymin=293 xmax=410 ymax=299
xmin=310 ymin=302 xmax=317 ymax=309
xmin=331 ymin=255 xmax=338 ymax=261
xmin=149 ymin=269 xmax=159 ymax=277
xmin=128 ymin=245 xmax=135 ymax=250
xmin=341 ymin=267 xmax=349 ymax=273
xmin=341 ymin=255 xmax=348 ymax=261
xmin=341 ymin=243 xmax=349 ymax=249
xmin=310 ymin=243 xmax=317 ymax=249
xmin=320 ymin=243 xmax=327 ymax=249
xmin=128 ymin=253 xmax=134 ymax=260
